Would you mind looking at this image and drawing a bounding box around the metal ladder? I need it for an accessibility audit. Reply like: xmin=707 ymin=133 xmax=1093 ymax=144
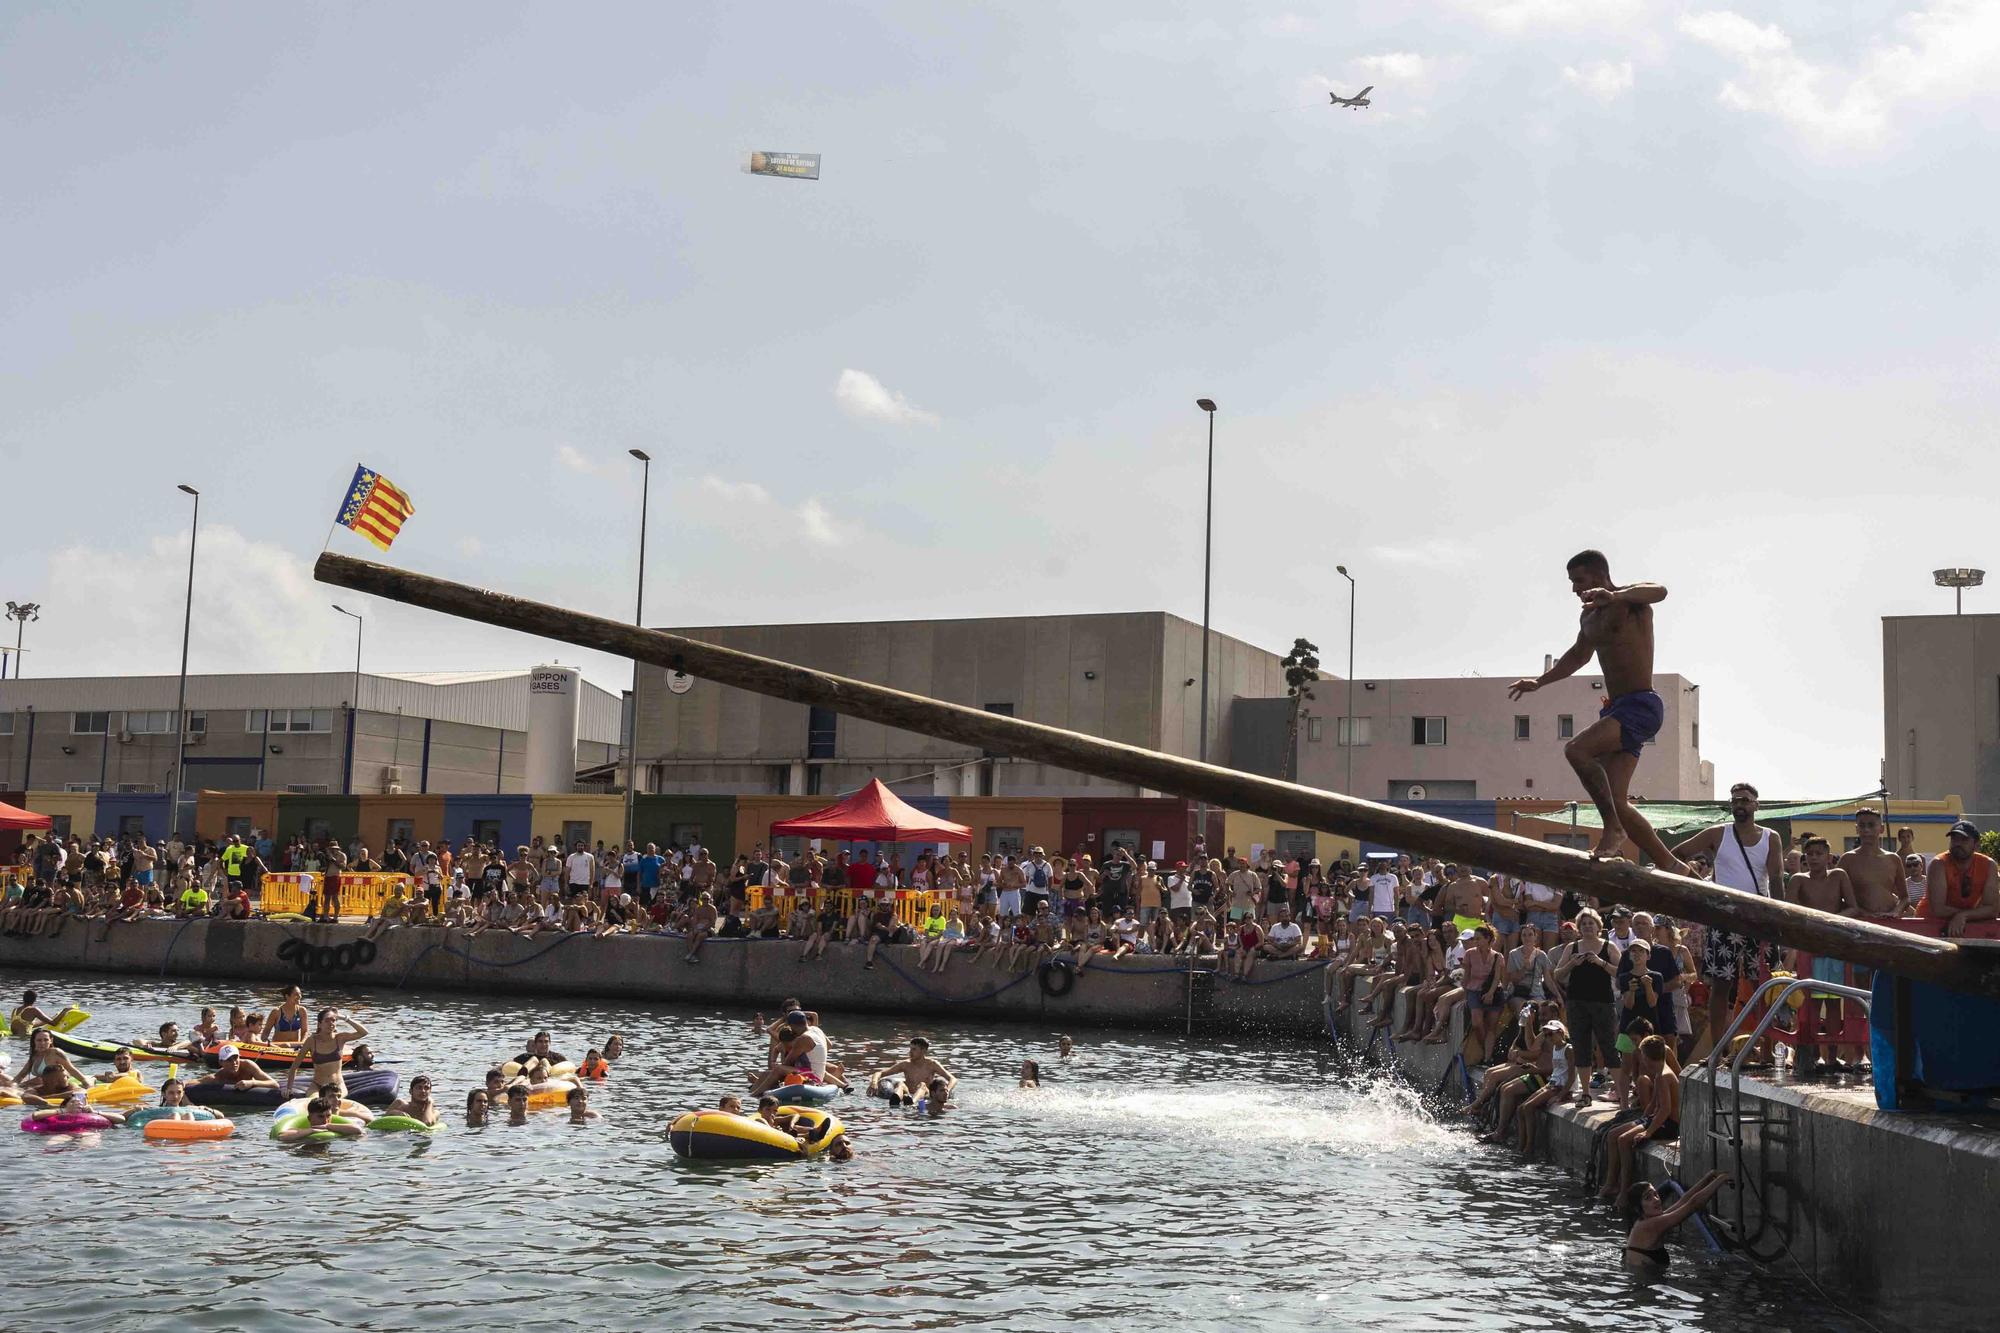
xmin=1701 ymin=975 xmax=1873 ymax=1251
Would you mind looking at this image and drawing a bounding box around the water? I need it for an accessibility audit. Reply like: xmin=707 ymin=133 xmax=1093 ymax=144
xmin=2 ymin=968 xmax=1881 ymax=1332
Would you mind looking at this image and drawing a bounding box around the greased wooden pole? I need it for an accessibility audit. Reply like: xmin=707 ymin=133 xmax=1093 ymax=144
xmin=315 ymin=551 xmax=1993 ymax=998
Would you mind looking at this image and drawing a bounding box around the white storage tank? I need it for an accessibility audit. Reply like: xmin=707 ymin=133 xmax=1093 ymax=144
xmin=524 ymin=664 xmax=580 ymax=794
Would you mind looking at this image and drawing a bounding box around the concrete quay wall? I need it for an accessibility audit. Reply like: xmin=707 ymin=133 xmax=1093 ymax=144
xmin=0 ymin=919 xmax=1329 ymax=1035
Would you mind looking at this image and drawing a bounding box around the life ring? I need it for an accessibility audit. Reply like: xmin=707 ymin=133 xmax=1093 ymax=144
xmin=311 ymin=945 xmax=340 ymax=973
xmin=352 ymin=939 xmax=378 ymax=967
xmin=1038 ymin=957 xmax=1077 ymax=997
xmin=332 ymin=942 xmax=358 ymax=971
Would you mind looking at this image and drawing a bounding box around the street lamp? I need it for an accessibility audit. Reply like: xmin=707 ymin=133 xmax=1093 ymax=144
xmin=170 ymin=484 xmax=200 ymax=837
xmin=1934 ymin=568 xmax=1984 ymax=615
xmin=1194 ymin=399 xmax=1216 ymax=853
xmin=1337 ymin=565 xmax=1355 ymax=793
xmin=3 ymin=601 xmax=38 ymax=680
xmin=623 ymin=448 xmax=652 ymax=849
xmin=332 ymin=605 xmax=363 ymax=794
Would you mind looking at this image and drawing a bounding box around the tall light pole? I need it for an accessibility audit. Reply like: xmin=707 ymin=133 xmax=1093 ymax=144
xmin=1337 ymin=565 xmax=1355 ymax=794
xmin=170 ymin=485 xmax=200 ymax=837
xmin=623 ymin=448 xmax=652 ymax=850
xmin=1934 ymin=568 xmax=1984 ymax=615
xmin=332 ymin=604 xmax=363 ymax=795
xmin=3 ymin=601 xmax=38 ymax=680
xmin=1194 ymin=399 xmax=1216 ymax=853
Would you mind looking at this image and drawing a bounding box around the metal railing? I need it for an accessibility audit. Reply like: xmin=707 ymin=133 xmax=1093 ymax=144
xmin=1702 ymin=974 xmax=1873 ymax=1251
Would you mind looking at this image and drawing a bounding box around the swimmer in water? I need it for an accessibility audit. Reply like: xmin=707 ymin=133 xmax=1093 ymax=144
xmin=578 ymin=1049 xmax=610 ymax=1079
xmin=1621 ymin=1170 xmax=1731 ymax=1275
xmin=191 ymin=1044 xmax=279 ymax=1092
xmin=1057 ymin=1035 xmax=1074 ymax=1061
xmin=718 ymin=1093 xmax=747 ymax=1116
xmin=509 ymin=1031 xmax=567 ymax=1082
xmin=262 ymin=985 xmax=309 ymax=1046
xmin=464 ymin=1089 xmax=488 ymax=1127
xmin=9 ymin=990 xmax=81 ymax=1037
xmin=755 ymin=1093 xmax=808 ymax=1142
xmin=12 ymin=1028 xmax=95 ymax=1106
xmin=566 ymin=1086 xmax=600 ymax=1123
xmin=275 ymin=1096 xmax=362 ymax=1143
xmin=155 ymin=1077 xmax=192 ymax=1109
xmin=35 ymin=1086 xmax=124 ymax=1126
xmin=387 ymin=1074 xmax=440 ymax=1127
xmin=1019 ymin=1059 xmax=1042 ymax=1088
xmin=286 ymin=1008 xmax=368 ymax=1098
xmin=869 ymin=1037 xmax=957 ymax=1110
xmin=506 ymin=1083 xmax=530 ymax=1125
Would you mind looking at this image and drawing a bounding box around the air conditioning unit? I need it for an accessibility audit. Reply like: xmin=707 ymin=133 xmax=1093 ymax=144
xmin=115 ymin=730 xmax=133 ymax=744
xmin=182 ymin=731 xmax=204 ymax=746
xmin=384 ymin=766 xmax=403 ymax=784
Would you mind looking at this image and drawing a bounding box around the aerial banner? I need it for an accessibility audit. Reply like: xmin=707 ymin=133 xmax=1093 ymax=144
xmin=745 ymin=151 xmax=820 ymax=181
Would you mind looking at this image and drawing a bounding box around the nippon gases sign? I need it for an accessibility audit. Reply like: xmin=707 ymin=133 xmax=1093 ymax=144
xmin=529 ymin=669 xmax=573 ymax=695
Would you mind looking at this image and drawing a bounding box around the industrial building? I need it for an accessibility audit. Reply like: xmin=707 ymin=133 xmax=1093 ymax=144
xmin=1883 ymin=612 xmax=2000 ymax=815
xmin=0 ymin=666 xmax=623 ymax=830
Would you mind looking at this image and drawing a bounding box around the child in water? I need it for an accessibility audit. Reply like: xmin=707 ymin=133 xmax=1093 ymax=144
xmin=1019 ymin=1059 xmax=1041 ymax=1088
xmin=464 ymin=1089 xmax=487 ymax=1127
xmin=566 ymin=1086 xmax=600 ymax=1123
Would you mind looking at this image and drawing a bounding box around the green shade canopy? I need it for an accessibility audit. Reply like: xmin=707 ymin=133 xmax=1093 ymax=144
xmin=1513 ymin=795 xmax=1885 ymax=844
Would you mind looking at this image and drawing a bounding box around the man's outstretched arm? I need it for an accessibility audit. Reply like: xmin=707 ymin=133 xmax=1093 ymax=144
xmin=1511 ymin=634 xmax=1591 ymax=698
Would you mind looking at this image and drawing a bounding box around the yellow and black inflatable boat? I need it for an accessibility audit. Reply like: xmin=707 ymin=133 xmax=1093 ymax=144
xmin=668 ymin=1106 xmax=844 ymax=1160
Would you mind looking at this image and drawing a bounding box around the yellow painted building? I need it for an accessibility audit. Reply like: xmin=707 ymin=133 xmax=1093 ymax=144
xmin=1790 ymin=796 xmax=1964 ymax=856
xmin=24 ymin=790 xmax=96 ymax=842
xmin=1218 ymin=809 xmax=1357 ymax=868
xmin=527 ymin=794 xmax=626 ymax=849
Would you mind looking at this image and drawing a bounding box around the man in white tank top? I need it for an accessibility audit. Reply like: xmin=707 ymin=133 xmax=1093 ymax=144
xmin=1672 ymin=783 xmax=1785 ymax=1052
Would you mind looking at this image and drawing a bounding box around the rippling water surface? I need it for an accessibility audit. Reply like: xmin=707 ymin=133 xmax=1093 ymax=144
xmin=1 ymin=967 xmax=1879 ymax=1332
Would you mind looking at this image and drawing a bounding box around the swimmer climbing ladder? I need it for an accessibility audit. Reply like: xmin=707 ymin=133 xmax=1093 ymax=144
xmin=314 ymin=551 xmax=2000 ymax=999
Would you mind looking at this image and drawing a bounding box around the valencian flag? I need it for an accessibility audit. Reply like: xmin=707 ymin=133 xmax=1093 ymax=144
xmin=335 ymin=465 xmax=416 ymax=551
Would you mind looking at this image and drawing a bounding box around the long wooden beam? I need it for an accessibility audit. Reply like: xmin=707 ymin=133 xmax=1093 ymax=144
xmin=315 ymin=551 xmax=1995 ymax=998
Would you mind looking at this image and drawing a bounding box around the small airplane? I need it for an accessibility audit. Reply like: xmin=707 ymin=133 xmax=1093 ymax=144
xmin=1329 ymin=86 xmax=1373 ymax=109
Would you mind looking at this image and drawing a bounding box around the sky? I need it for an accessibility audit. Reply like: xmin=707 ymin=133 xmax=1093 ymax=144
xmin=2 ymin=1 xmax=1996 ymax=800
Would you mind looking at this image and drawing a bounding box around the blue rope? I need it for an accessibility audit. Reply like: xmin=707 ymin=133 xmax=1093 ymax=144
xmin=1219 ymin=961 xmax=1326 ymax=987
xmin=393 ymin=928 xmax=592 ymax=989
xmin=873 ymin=948 xmax=1036 ymax=1005
xmin=159 ymin=917 xmax=200 ymax=978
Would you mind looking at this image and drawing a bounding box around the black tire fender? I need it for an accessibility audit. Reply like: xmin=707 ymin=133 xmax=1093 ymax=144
xmin=311 ymin=944 xmax=340 ymax=973
xmin=1038 ymin=957 xmax=1077 ymax=997
xmin=351 ymin=938 xmax=378 ymax=967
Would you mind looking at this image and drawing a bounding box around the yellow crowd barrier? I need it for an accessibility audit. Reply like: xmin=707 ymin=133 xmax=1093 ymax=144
xmin=0 ymin=866 xmax=28 ymax=893
xmin=745 ymin=884 xmax=947 ymax=926
xmin=258 ymin=871 xmax=415 ymax=920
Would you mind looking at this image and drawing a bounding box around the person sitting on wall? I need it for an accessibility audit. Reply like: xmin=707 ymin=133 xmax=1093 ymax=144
xmin=1260 ymin=904 xmax=1310 ymax=964
xmin=1925 ymin=820 xmax=1998 ymax=938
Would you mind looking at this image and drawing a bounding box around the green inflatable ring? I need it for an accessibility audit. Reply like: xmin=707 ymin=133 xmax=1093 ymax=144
xmin=368 ymin=1114 xmax=442 ymax=1134
xmin=270 ymin=1112 xmax=361 ymax=1143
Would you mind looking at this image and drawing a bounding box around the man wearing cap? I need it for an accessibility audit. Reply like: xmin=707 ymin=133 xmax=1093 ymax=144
xmin=1022 ymin=847 xmax=1054 ymax=919
xmin=192 ymin=1044 xmax=279 ymax=1091
xmin=1925 ymin=820 xmax=1998 ymax=938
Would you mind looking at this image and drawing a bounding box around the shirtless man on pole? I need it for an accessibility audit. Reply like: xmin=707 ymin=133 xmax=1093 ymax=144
xmin=1510 ymin=550 xmax=1683 ymax=871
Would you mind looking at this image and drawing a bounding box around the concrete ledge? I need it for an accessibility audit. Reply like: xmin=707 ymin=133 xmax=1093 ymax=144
xmin=0 ymin=920 xmax=1331 ymax=1035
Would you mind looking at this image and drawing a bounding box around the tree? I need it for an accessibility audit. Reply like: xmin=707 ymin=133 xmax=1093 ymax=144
xmin=1280 ymin=637 xmax=1321 ymax=783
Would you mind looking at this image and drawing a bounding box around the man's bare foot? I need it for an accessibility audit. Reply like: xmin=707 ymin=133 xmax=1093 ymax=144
xmin=1590 ymin=826 xmax=1629 ymax=861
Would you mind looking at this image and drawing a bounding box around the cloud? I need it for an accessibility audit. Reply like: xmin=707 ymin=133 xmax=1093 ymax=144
xmin=699 ymin=475 xmax=771 ymax=505
xmin=456 ymin=536 xmax=484 ymax=557
xmin=45 ymin=525 xmax=327 ymax=674
xmin=1679 ymin=3 xmax=2000 ymax=146
xmin=1562 ymin=59 xmax=1635 ymax=100
xmin=1368 ymin=539 xmax=1479 ymax=570
xmin=1357 ymin=51 xmax=1427 ymax=81
xmin=554 ymin=444 xmax=621 ymax=477
xmin=698 ymin=475 xmax=848 ymax=546
xmin=834 ymin=368 xmax=940 ymax=427
xmin=1462 ymin=0 xmax=1648 ymax=33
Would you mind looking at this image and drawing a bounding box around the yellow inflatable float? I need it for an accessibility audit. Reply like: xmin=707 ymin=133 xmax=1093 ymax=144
xmin=668 ymin=1106 xmax=845 ymax=1160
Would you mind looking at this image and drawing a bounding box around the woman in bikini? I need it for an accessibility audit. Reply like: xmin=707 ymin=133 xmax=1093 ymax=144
xmin=1621 ymin=1169 xmax=1731 ymax=1275
xmin=287 ymin=1007 xmax=369 ymax=1097
xmin=261 ymin=985 xmax=309 ymax=1046
xmin=11 ymin=1027 xmax=94 ymax=1105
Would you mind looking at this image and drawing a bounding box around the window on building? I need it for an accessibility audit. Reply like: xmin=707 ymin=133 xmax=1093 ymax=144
xmin=71 ymin=711 xmax=110 ymax=735
xmin=287 ymin=784 xmax=331 ymax=795
xmin=982 ymin=702 xmax=1015 ymax=759
xmin=555 ymin=820 xmax=589 ymax=849
xmin=1692 ymin=722 xmax=1700 ymax=750
xmin=806 ymin=706 xmax=837 ymax=759
xmin=0 ymin=713 xmax=13 ymax=735
xmin=118 ymin=815 xmax=147 ymax=837
xmin=48 ymin=815 xmax=72 ymax=840
xmin=249 ymin=709 xmax=332 ymax=734
xmin=1557 ymin=714 xmax=1574 ymax=739
xmin=667 ymin=823 xmax=701 ymax=850
xmin=986 ymin=826 xmax=1024 ymax=857
xmin=1103 ymin=828 xmax=1142 ymax=859
xmin=116 ymin=783 xmax=160 ymax=794
xmin=769 ymin=764 xmax=791 ymax=795
xmin=471 ymin=819 xmax=502 ymax=845
xmin=1514 ymin=715 xmax=1531 ymax=741
xmin=1274 ymin=829 xmax=1315 ymax=860
xmin=1412 ymin=716 xmax=1447 ymax=746
xmin=128 ymin=710 xmax=204 ymax=735
xmin=1306 ymin=716 xmax=1323 ymax=742
xmin=386 ymin=819 xmax=415 ymax=848
xmin=1336 ymin=717 xmax=1371 ymax=747
xmin=226 ymin=817 xmax=254 ymax=840
xmin=804 ymin=764 xmax=824 ymax=796
xmin=303 ymin=817 xmax=333 ymax=841
xmin=65 ymin=782 xmax=101 ymax=793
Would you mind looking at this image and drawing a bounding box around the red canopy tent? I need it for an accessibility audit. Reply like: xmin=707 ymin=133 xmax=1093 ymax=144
xmin=0 ymin=801 xmax=54 ymax=832
xmin=768 ymin=779 xmax=971 ymax=844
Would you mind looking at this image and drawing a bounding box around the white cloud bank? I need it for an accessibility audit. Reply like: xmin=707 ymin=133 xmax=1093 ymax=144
xmin=699 ymin=475 xmax=849 ymax=546
xmin=1562 ymin=60 xmax=1635 ymax=100
xmin=1680 ymin=3 xmax=2000 ymax=146
xmin=834 ymin=368 xmax=939 ymax=426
